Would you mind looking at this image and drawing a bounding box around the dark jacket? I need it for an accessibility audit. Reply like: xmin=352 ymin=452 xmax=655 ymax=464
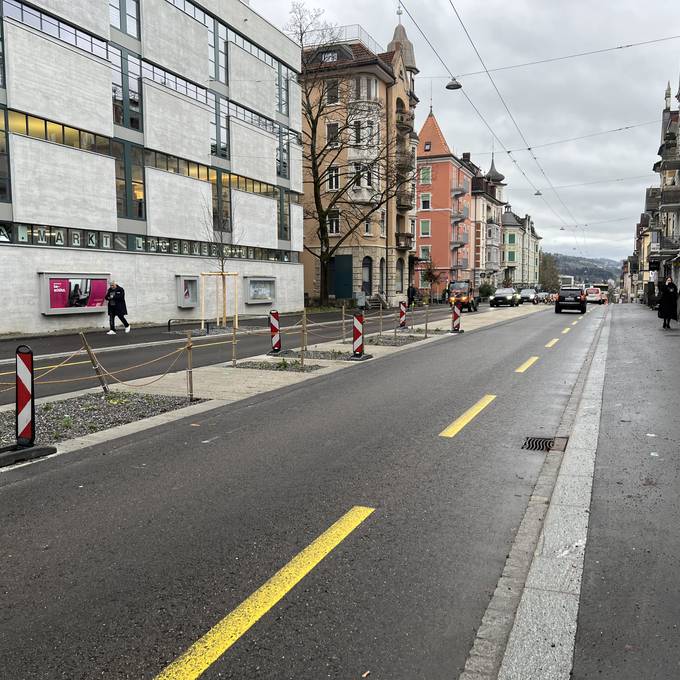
xmin=106 ymin=286 xmax=128 ymax=316
xmin=658 ymin=282 xmax=678 ymax=320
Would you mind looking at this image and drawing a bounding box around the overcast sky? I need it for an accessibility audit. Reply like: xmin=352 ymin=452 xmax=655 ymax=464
xmin=253 ymin=0 xmax=680 ymax=262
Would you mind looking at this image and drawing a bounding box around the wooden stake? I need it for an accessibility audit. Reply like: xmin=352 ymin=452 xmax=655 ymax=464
xmin=301 ymin=309 xmax=307 ymax=368
xmin=342 ymin=303 xmax=346 ymax=344
xmin=186 ymin=331 xmax=194 ymax=401
xmin=379 ymin=302 xmax=383 ymax=336
xmin=231 ymin=318 xmax=237 ymax=368
xmin=200 ymin=274 xmax=205 ymax=332
xmin=80 ymin=332 xmax=109 ymax=395
xmin=424 ymin=304 xmax=429 ymax=339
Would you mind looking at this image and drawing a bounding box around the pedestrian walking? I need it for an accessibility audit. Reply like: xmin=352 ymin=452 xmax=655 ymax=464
xmin=407 ymin=283 xmax=417 ymax=308
xmin=657 ymin=276 xmax=678 ymax=329
xmin=105 ymin=281 xmax=130 ymax=335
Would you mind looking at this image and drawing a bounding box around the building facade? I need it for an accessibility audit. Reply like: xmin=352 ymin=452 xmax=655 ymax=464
xmin=414 ymin=111 xmax=475 ymax=298
xmin=300 ymin=22 xmax=418 ymax=306
xmin=0 ymin=0 xmax=303 ymax=334
xmin=500 ymin=205 xmax=542 ymax=287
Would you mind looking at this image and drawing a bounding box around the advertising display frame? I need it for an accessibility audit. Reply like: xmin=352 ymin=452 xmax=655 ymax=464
xmin=244 ymin=276 xmax=276 ymax=305
xmin=38 ymin=272 xmax=110 ymax=316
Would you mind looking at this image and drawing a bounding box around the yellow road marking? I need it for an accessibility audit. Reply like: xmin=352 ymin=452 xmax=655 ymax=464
xmin=562 ymin=327 xmax=571 ymax=335
xmin=439 ymin=394 xmax=496 ymax=438
xmin=545 ymin=338 xmax=559 ymax=348
xmin=571 ymin=321 xmax=578 ymax=326
xmin=154 ymin=506 xmax=375 ymax=680
xmin=515 ymin=356 xmax=539 ymax=373
xmin=0 ymin=359 xmax=91 ymax=377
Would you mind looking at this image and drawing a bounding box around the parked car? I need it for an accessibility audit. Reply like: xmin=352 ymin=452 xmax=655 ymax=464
xmin=489 ymin=288 xmax=520 ymax=307
xmin=555 ymin=286 xmax=586 ymax=314
xmin=519 ymin=288 xmax=538 ymax=304
xmin=585 ymin=287 xmax=603 ymax=304
xmin=536 ymin=291 xmax=550 ymax=303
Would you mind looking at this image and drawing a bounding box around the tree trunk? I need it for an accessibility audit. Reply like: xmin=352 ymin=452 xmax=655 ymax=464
xmin=319 ymin=256 xmax=329 ymax=306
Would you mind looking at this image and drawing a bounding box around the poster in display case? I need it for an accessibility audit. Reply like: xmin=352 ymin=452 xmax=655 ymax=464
xmin=39 ymin=272 xmax=110 ymax=316
xmin=176 ymin=275 xmax=199 ymax=308
xmin=245 ymin=277 xmax=276 ymax=305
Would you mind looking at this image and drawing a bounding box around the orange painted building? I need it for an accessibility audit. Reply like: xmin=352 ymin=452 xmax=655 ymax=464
xmin=415 ymin=110 xmax=477 ymax=298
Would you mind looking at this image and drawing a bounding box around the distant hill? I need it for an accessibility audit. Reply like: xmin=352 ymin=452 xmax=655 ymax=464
xmin=548 ymin=252 xmax=622 ymax=283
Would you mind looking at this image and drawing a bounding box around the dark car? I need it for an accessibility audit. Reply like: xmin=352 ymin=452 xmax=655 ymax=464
xmin=489 ymin=287 xmax=520 ymax=307
xmin=555 ymin=286 xmax=586 ymax=314
xmin=519 ymin=288 xmax=538 ymax=304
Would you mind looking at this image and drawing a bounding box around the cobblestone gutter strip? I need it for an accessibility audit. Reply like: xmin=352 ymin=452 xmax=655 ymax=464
xmin=459 ymin=310 xmax=608 ymax=680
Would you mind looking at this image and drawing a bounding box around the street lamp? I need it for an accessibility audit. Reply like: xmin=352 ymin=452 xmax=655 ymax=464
xmin=446 ymin=77 xmax=462 ymax=90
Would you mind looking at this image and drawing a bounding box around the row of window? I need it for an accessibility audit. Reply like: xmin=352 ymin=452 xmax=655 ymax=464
xmin=2 ymin=106 xmax=297 ymax=235
xmin=418 ymin=167 xmax=472 ymax=192
xmin=325 ymin=121 xmax=379 ymax=149
xmin=163 ymin=0 xmax=294 ymax=115
xmin=325 ymin=209 xmax=388 ymax=237
xmin=0 ymin=222 xmax=298 ymax=262
xmin=325 ymin=76 xmax=381 ymax=105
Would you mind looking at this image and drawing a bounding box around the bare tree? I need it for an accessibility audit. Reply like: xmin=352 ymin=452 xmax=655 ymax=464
xmin=287 ymin=2 xmax=416 ymax=305
xmin=419 ymin=259 xmax=444 ymax=302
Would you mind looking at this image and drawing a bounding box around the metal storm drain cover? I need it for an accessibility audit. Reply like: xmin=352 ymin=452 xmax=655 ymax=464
xmin=521 ymin=436 xmax=555 ymax=452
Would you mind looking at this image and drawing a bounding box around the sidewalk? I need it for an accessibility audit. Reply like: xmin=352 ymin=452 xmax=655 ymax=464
xmin=571 ymin=304 xmax=680 ymax=678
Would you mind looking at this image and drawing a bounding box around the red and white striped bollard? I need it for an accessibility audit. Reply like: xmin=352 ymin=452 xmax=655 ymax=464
xmin=450 ymin=301 xmax=464 ymax=334
xmin=353 ymin=313 xmax=364 ymax=358
xmin=15 ymin=345 xmax=35 ymax=447
xmin=399 ymin=300 xmax=407 ymax=328
xmin=269 ymin=310 xmax=281 ymax=354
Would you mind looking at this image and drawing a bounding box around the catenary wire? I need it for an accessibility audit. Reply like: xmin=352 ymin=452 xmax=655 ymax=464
xmin=445 ymin=0 xmax=587 ymax=254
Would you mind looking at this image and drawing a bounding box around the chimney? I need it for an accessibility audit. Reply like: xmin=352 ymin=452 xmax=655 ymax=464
xmin=462 ymin=152 xmax=470 ymax=161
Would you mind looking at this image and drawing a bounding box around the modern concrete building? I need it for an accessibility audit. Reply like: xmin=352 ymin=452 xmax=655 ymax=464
xmin=501 ymin=205 xmax=542 ymax=287
xmin=300 ymin=21 xmax=418 ymax=306
xmin=0 ymin=0 xmax=303 ymax=334
xmin=415 ymin=110 xmax=476 ymax=299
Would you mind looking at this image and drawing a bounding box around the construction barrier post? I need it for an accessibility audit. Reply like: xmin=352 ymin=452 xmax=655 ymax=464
xmin=15 ymin=345 xmax=35 ymax=448
xmin=186 ymin=332 xmax=194 ymax=402
xmin=269 ymin=310 xmax=281 ymax=354
xmin=80 ymin=332 xmax=109 ymax=395
xmin=449 ymin=301 xmax=464 ymax=334
xmin=394 ymin=310 xmax=398 ymax=340
xmin=399 ymin=301 xmax=407 ymax=328
xmin=352 ymin=312 xmax=364 ymax=359
xmin=0 ymin=345 xmax=57 ymax=466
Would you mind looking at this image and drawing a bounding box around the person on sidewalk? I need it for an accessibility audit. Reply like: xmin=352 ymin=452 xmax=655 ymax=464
xmin=105 ymin=281 xmax=131 ymax=335
xmin=657 ymin=276 xmax=678 ymax=329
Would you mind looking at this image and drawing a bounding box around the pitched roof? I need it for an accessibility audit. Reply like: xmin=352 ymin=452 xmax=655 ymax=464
xmin=417 ymin=110 xmax=452 ymax=157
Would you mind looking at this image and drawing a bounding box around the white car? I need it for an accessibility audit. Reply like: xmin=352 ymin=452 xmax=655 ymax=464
xmin=586 ymin=287 xmax=603 ymax=304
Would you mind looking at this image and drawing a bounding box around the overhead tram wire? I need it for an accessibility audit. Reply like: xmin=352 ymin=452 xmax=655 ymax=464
xmin=445 ymin=0 xmax=587 ymax=254
xmin=398 ymin=1 xmax=573 ymax=233
xmin=419 ymin=34 xmax=680 ymax=80
xmin=514 ymin=174 xmax=657 ymax=191
xmin=470 ymin=120 xmax=661 ymax=155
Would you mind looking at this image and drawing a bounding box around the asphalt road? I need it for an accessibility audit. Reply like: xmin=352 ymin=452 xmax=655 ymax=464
xmin=0 ymin=304 xmax=604 ymax=679
xmin=572 ymin=304 xmax=680 ymax=679
xmin=0 ymin=305 xmax=461 ymax=405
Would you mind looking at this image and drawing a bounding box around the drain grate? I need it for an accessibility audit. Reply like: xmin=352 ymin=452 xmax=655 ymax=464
xmin=521 ymin=436 xmax=555 ymax=452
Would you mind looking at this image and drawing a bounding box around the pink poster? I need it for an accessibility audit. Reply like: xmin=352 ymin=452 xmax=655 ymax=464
xmin=49 ymin=279 xmax=70 ymax=309
xmin=87 ymin=279 xmax=108 ymax=307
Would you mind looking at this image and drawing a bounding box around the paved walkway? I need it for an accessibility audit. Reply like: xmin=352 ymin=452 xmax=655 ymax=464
xmin=571 ymin=304 xmax=680 ymax=678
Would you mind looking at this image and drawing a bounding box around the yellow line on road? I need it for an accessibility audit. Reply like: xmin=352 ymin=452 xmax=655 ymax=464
xmin=545 ymin=338 xmax=559 ymax=348
xmin=515 ymin=356 xmax=539 ymax=373
xmin=562 ymin=327 xmax=571 ymax=335
xmin=154 ymin=505 xmax=375 ymax=680
xmin=0 ymin=359 xmax=91 ymax=377
xmin=439 ymin=394 xmax=496 ymax=438
xmin=571 ymin=321 xmax=578 ymax=326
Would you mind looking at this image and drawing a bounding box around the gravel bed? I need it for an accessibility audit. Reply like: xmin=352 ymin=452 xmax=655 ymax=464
xmin=0 ymin=393 xmax=194 ymax=447
xmin=277 ymin=349 xmax=353 ymax=361
xmin=365 ymin=335 xmax=422 ymax=346
xmin=413 ymin=327 xmax=448 ymax=335
xmin=234 ymin=360 xmax=322 ymax=373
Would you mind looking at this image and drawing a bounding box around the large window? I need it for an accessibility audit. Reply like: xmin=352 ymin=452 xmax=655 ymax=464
xmin=109 ymin=0 xmax=139 ymax=38
xmin=420 ymin=219 xmax=431 ymax=237
xmin=507 ymin=250 xmax=516 ymax=262
xmin=111 ymin=140 xmax=145 ymax=219
xmin=508 ymin=233 xmax=516 ymax=245
xmin=328 ymin=166 xmax=339 ymax=191
xmin=326 ymin=79 xmax=339 ymax=104
xmin=327 ymin=210 xmax=340 ymax=235
xmin=210 ymin=95 xmax=229 ymax=158
xmin=110 ymin=45 xmax=142 ymax=131
xmin=420 ymin=167 xmax=432 ymax=184
xmin=327 ymin=123 xmax=339 ymax=148
xmin=276 ymin=129 xmax=289 ymax=179
xmin=0 ymin=109 xmax=9 ymax=202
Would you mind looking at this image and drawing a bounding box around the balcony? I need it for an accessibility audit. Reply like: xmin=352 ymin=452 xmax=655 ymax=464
xmin=451 ymin=259 xmax=469 ymax=270
xmin=660 ymin=185 xmax=680 ymax=211
xmin=450 ymin=232 xmax=469 ymax=249
xmin=395 ymin=232 xmax=414 ymax=250
xmin=646 ymin=187 xmax=661 ymax=212
xmin=396 ymin=190 xmax=414 ymax=211
xmin=396 ymin=151 xmax=414 ymax=172
xmin=451 ymin=210 xmax=465 ymax=224
xmin=396 ymin=110 xmax=415 ymax=133
xmin=451 ymin=184 xmax=466 ymax=197
xmin=648 ymin=234 xmax=680 ymax=260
